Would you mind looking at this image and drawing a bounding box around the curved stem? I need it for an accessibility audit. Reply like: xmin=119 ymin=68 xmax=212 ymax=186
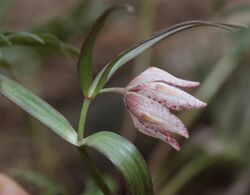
xmin=99 ymin=87 xmax=126 ymax=95
xmin=78 ymin=98 xmax=91 ymax=141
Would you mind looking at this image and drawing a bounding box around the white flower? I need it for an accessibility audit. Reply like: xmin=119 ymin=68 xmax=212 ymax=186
xmin=124 ymin=67 xmax=206 ymax=150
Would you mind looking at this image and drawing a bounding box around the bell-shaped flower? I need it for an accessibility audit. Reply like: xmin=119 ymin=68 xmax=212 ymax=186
xmin=124 ymin=67 xmax=207 ymax=150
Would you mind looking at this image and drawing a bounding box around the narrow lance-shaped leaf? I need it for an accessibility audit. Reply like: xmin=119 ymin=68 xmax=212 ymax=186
xmin=0 ymin=33 xmax=11 ymax=46
xmin=4 ymin=31 xmax=45 ymax=44
xmin=0 ymin=31 xmax=79 ymax=58
xmin=89 ymin=21 xmax=245 ymax=97
xmin=79 ymin=131 xmax=154 ymax=195
xmin=35 ymin=33 xmax=80 ymax=57
xmin=0 ymin=74 xmax=78 ymax=145
xmin=77 ymin=5 xmax=132 ymax=96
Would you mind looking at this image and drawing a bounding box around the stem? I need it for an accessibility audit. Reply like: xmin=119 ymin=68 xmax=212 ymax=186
xmin=77 ymin=98 xmax=113 ymax=194
xmin=99 ymin=87 xmax=126 ymax=95
xmin=78 ymin=147 xmax=113 ymax=195
xmin=78 ymin=98 xmax=91 ymax=141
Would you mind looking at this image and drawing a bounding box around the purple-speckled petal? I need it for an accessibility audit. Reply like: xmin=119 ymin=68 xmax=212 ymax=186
xmin=131 ymin=82 xmax=207 ymax=111
xmin=127 ymin=67 xmax=200 ymax=89
xmin=127 ymin=110 xmax=180 ymax=150
xmin=124 ymin=92 xmax=189 ymax=138
xmin=123 ymin=66 xmax=207 ymax=150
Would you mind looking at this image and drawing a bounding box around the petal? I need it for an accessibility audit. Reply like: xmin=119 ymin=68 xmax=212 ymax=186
xmin=132 ymin=82 xmax=207 ymax=111
xmin=124 ymin=92 xmax=189 ymax=138
xmin=127 ymin=67 xmax=200 ymax=89
xmin=127 ymin=110 xmax=180 ymax=150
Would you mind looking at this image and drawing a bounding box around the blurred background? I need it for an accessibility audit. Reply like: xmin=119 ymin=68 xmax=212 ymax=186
xmin=1 ymin=0 xmax=250 ymax=194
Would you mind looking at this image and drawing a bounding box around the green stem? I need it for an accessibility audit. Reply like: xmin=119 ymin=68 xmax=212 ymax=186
xmin=99 ymin=87 xmax=125 ymax=95
xmin=78 ymin=98 xmax=91 ymax=141
xmin=78 ymin=147 xmax=113 ymax=195
xmin=77 ymin=98 xmax=112 ymax=195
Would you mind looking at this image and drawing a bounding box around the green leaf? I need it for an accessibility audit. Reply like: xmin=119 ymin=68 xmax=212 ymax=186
xmin=5 ymin=31 xmax=45 ymax=44
xmin=89 ymin=21 xmax=244 ymax=97
xmin=36 ymin=33 xmax=79 ymax=57
xmin=77 ymin=5 xmax=132 ymax=96
xmin=80 ymin=131 xmax=153 ymax=195
xmin=0 ymin=74 xmax=78 ymax=145
xmin=0 ymin=31 xmax=79 ymax=58
xmin=0 ymin=33 xmax=11 ymax=46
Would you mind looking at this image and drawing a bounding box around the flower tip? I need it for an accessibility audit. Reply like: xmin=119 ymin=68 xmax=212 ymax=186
xmin=200 ymin=102 xmax=207 ymax=108
xmin=193 ymin=100 xmax=207 ymax=110
xmin=184 ymin=81 xmax=200 ymax=88
xmin=183 ymin=130 xmax=189 ymax=138
xmin=180 ymin=129 xmax=189 ymax=138
xmin=191 ymin=81 xmax=200 ymax=87
xmin=168 ymin=139 xmax=180 ymax=151
xmin=173 ymin=143 xmax=181 ymax=151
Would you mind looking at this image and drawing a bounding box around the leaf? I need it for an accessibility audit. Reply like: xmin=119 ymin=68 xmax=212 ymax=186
xmin=11 ymin=169 xmax=66 ymax=195
xmin=77 ymin=5 xmax=132 ymax=96
xmin=89 ymin=21 xmax=245 ymax=97
xmin=80 ymin=131 xmax=153 ymax=195
xmin=0 ymin=33 xmax=11 ymax=46
xmin=36 ymin=33 xmax=79 ymax=57
xmin=0 ymin=74 xmax=78 ymax=145
xmin=5 ymin=31 xmax=45 ymax=44
xmin=0 ymin=31 xmax=79 ymax=58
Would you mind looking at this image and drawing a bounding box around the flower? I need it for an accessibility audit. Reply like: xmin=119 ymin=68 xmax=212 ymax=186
xmin=124 ymin=67 xmax=207 ymax=150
